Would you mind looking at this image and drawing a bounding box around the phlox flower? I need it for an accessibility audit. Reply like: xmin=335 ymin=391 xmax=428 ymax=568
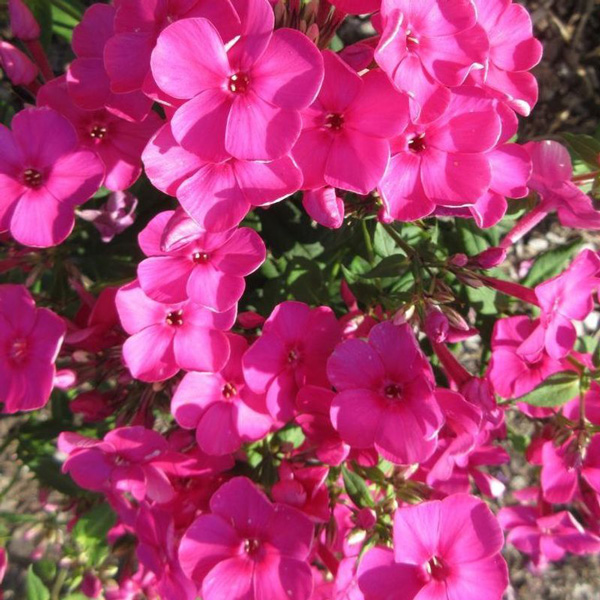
xmin=171 ymin=333 xmax=272 ymax=456
xmin=151 ymin=0 xmax=324 ymax=161
xmin=66 ymin=4 xmax=152 ymax=122
xmin=293 ymin=52 xmax=409 ymax=195
xmin=142 ymin=122 xmax=302 ymax=232
xmin=78 ymin=190 xmax=138 ymax=243
xmin=38 ymin=77 xmax=162 ymax=192
xmin=116 ymin=280 xmax=235 ymax=382
xmin=471 ymin=0 xmax=543 ymax=116
xmin=375 ymin=0 xmax=487 ymax=120
xmin=327 ymin=321 xmax=443 ymax=464
xmin=0 ymin=107 xmax=104 ymax=247
xmin=179 ymin=476 xmax=314 ymax=600
xmin=0 ymin=284 xmax=65 ymax=413
xmin=137 ymin=209 xmax=265 ymax=311
xmin=358 ymin=494 xmax=509 ymax=600
xmin=0 ymin=41 xmax=38 ymax=86
xmin=59 ymin=427 xmax=178 ymax=503
xmin=302 ymin=187 xmax=345 ymax=230
xmin=242 ymin=301 xmax=340 ymax=422
xmin=379 ymin=88 xmax=502 ymax=223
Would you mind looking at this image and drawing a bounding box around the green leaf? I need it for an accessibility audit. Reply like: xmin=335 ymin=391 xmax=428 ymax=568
xmin=523 ymin=239 xmax=584 ymax=287
xmin=73 ymin=504 xmax=116 ymax=564
xmin=514 ymin=372 xmax=580 ymax=407
xmin=23 ymin=0 xmax=53 ymax=47
xmin=342 ymin=466 xmax=374 ymax=508
xmin=27 ymin=566 xmax=50 ymax=600
xmin=456 ymin=220 xmax=498 ymax=255
xmin=361 ymin=255 xmax=409 ymax=279
xmin=373 ymin=224 xmax=404 ymax=258
xmin=562 ymin=133 xmax=600 ymax=169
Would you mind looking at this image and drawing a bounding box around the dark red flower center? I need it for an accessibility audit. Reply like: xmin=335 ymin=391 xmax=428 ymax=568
xmin=384 ymin=383 xmax=403 ymax=399
xmin=408 ymin=134 xmax=427 ymax=153
xmin=243 ymin=537 xmax=262 ymax=558
xmin=287 ymin=348 xmax=300 ymax=364
xmin=426 ymin=556 xmax=450 ymax=581
xmin=7 ymin=337 xmax=29 ymax=364
xmin=406 ymin=30 xmax=420 ymax=50
xmin=166 ymin=309 xmax=184 ymax=327
xmin=228 ymin=72 xmax=250 ymax=94
xmin=22 ymin=168 xmax=43 ymax=189
xmin=222 ymin=382 xmax=238 ymax=399
xmin=90 ymin=124 xmax=108 ymax=140
xmin=192 ymin=252 xmax=210 ymax=264
xmin=325 ymin=113 xmax=345 ymax=131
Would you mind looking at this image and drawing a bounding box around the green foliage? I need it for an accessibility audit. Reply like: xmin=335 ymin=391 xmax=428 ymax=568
xmin=26 ymin=566 xmax=50 ymax=600
xmin=514 ymin=372 xmax=581 ymax=407
xmin=72 ymin=504 xmax=116 ymax=564
xmin=522 ymin=239 xmax=585 ymax=287
xmin=562 ymin=133 xmax=600 ymax=170
xmin=342 ymin=465 xmax=374 ymax=508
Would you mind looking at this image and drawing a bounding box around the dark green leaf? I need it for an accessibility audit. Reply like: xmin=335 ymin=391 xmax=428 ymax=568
xmin=562 ymin=133 xmax=600 ymax=169
xmin=27 ymin=566 xmax=50 ymax=600
xmin=514 ymin=372 xmax=580 ymax=407
xmin=73 ymin=504 xmax=116 ymax=564
xmin=361 ymin=255 xmax=409 ymax=279
xmin=342 ymin=466 xmax=374 ymax=508
xmin=23 ymin=0 xmax=53 ymax=47
xmin=523 ymin=239 xmax=584 ymax=287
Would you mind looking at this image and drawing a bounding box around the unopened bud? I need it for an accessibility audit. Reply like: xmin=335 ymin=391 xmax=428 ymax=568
xmin=8 ymin=0 xmax=40 ymax=41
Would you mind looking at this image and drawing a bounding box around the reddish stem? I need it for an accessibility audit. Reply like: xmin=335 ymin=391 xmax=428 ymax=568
xmin=432 ymin=342 xmax=471 ymax=386
xmin=499 ymin=204 xmax=548 ymax=249
xmin=25 ymin=40 xmax=53 ymax=81
xmin=480 ymin=276 xmax=540 ymax=306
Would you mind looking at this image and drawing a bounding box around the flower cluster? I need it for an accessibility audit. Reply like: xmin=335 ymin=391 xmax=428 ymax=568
xmin=2 ymin=0 xmax=600 ymax=598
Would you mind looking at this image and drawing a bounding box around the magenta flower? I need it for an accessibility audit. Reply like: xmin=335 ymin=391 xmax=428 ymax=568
xmin=329 ymin=0 xmax=381 ymax=13
xmin=242 ymin=301 xmax=340 ymax=421
xmin=104 ymin=0 xmax=240 ymax=97
xmin=8 ymin=0 xmax=40 ymax=41
xmin=293 ymin=52 xmax=409 ymax=195
xmin=151 ymin=0 xmax=324 ymax=161
xmin=488 ymin=316 xmax=567 ymax=399
xmin=375 ymin=0 xmax=487 ymax=120
xmin=116 ymin=280 xmax=235 ymax=382
xmin=38 ymin=77 xmax=162 ymax=192
xmin=0 ymin=285 xmax=65 ymax=413
xmin=0 ymin=107 xmax=104 ymax=247
xmin=327 ymin=321 xmax=443 ymax=464
xmin=172 ymin=333 xmax=272 ymax=456
xmin=66 ymin=4 xmax=151 ymax=122
xmin=179 ymin=477 xmax=314 ymax=600
xmin=358 ymin=494 xmax=509 ymax=600
xmin=302 ymin=187 xmax=345 ymax=229
xmin=143 ymin=122 xmax=302 ymax=232
xmin=519 ymin=250 xmax=600 ymax=361
xmin=472 ymin=0 xmax=543 ymax=116
xmin=137 ymin=209 xmax=265 ymax=311
xmin=525 ymin=140 xmax=600 ymax=229
xmin=78 ymin=190 xmax=138 ymax=243
xmin=379 ymin=88 xmax=502 ymax=222
xmin=0 ymin=41 xmax=38 ymax=86
xmin=59 ymin=427 xmax=178 ymax=503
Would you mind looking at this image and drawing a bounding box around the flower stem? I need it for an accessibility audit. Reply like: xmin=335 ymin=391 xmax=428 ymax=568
xmin=499 ymin=205 xmax=548 ymax=249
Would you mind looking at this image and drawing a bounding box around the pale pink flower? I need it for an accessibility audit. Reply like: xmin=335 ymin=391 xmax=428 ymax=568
xmin=327 ymin=321 xmax=443 ymax=464
xmin=242 ymin=301 xmax=340 ymax=421
xmin=471 ymin=0 xmax=542 ymax=116
xmin=137 ymin=209 xmax=265 ymax=311
xmin=0 ymin=41 xmax=38 ymax=86
xmin=67 ymin=4 xmax=151 ymax=122
xmin=293 ymin=52 xmax=409 ymax=195
xmin=0 ymin=285 xmax=65 ymax=413
xmin=376 ymin=0 xmax=487 ymax=120
xmin=359 ymin=494 xmax=509 ymax=600
xmin=142 ymin=122 xmax=302 ymax=232
xmin=116 ymin=280 xmax=235 ymax=382
xmin=151 ymin=0 xmax=324 ymax=161
xmin=0 ymin=107 xmax=104 ymax=247
xmin=179 ymin=477 xmax=315 ymax=600
xmin=172 ymin=333 xmax=272 ymax=456
xmin=38 ymin=77 xmax=162 ymax=192
xmin=379 ymin=88 xmax=502 ymax=222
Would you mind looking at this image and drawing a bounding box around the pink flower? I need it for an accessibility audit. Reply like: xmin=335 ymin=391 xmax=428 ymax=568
xmin=8 ymin=0 xmax=40 ymax=41
xmin=293 ymin=52 xmax=409 ymax=195
xmin=519 ymin=250 xmax=600 ymax=361
xmin=137 ymin=209 xmax=265 ymax=311
xmin=488 ymin=316 xmax=567 ymax=398
xmin=151 ymin=0 xmax=324 ymax=161
xmin=116 ymin=280 xmax=234 ymax=382
xmin=179 ymin=477 xmax=315 ymax=600
xmin=59 ymin=427 xmax=178 ymax=503
xmin=358 ymin=494 xmax=509 ymax=600
xmin=327 ymin=321 xmax=443 ymax=464
xmin=499 ymin=505 xmax=600 ymax=572
xmin=104 ymin=0 xmax=240 ymax=98
xmin=38 ymin=77 xmax=162 ymax=191
xmin=143 ymin=122 xmax=302 ymax=232
xmin=379 ymin=88 xmax=502 ymax=222
xmin=0 ymin=41 xmax=38 ymax=86
xmin=0 ymin=107 xmax=104 ymax=247
xmin=78 ymin=190 xmax=138 ymax=243
xmin=375 ymin=0 xmax=487 ymax=120
xmin=0 ymin=285 xmax=65 ymax=413
xmin=172 ymin=333 xmax=272 ymax=456
xmin=242 ymin=301 xmax=340 ymax=421
xmin=302 ymin=187 xmax=345 ymax=230
xmin=66 ymin=4 xmax=152 ymax=122
xmin=471 ymin=0 xmax=542 ymax=116
xmin=525 ymin=140 xmax=600 ymax=229
xmin=329 ymin=0 xmax=381 ymax=14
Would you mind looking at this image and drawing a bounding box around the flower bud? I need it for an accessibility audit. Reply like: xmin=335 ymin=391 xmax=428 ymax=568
xmin=424 ymin=307 xmax=449 ymax=343
xmin=8 ymin=0 xmax=40 ymax=41
xmin=0 ymin=41 xmax=38 ymax=85
xmin=472 ymin=247 xmax=507 ymax=269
